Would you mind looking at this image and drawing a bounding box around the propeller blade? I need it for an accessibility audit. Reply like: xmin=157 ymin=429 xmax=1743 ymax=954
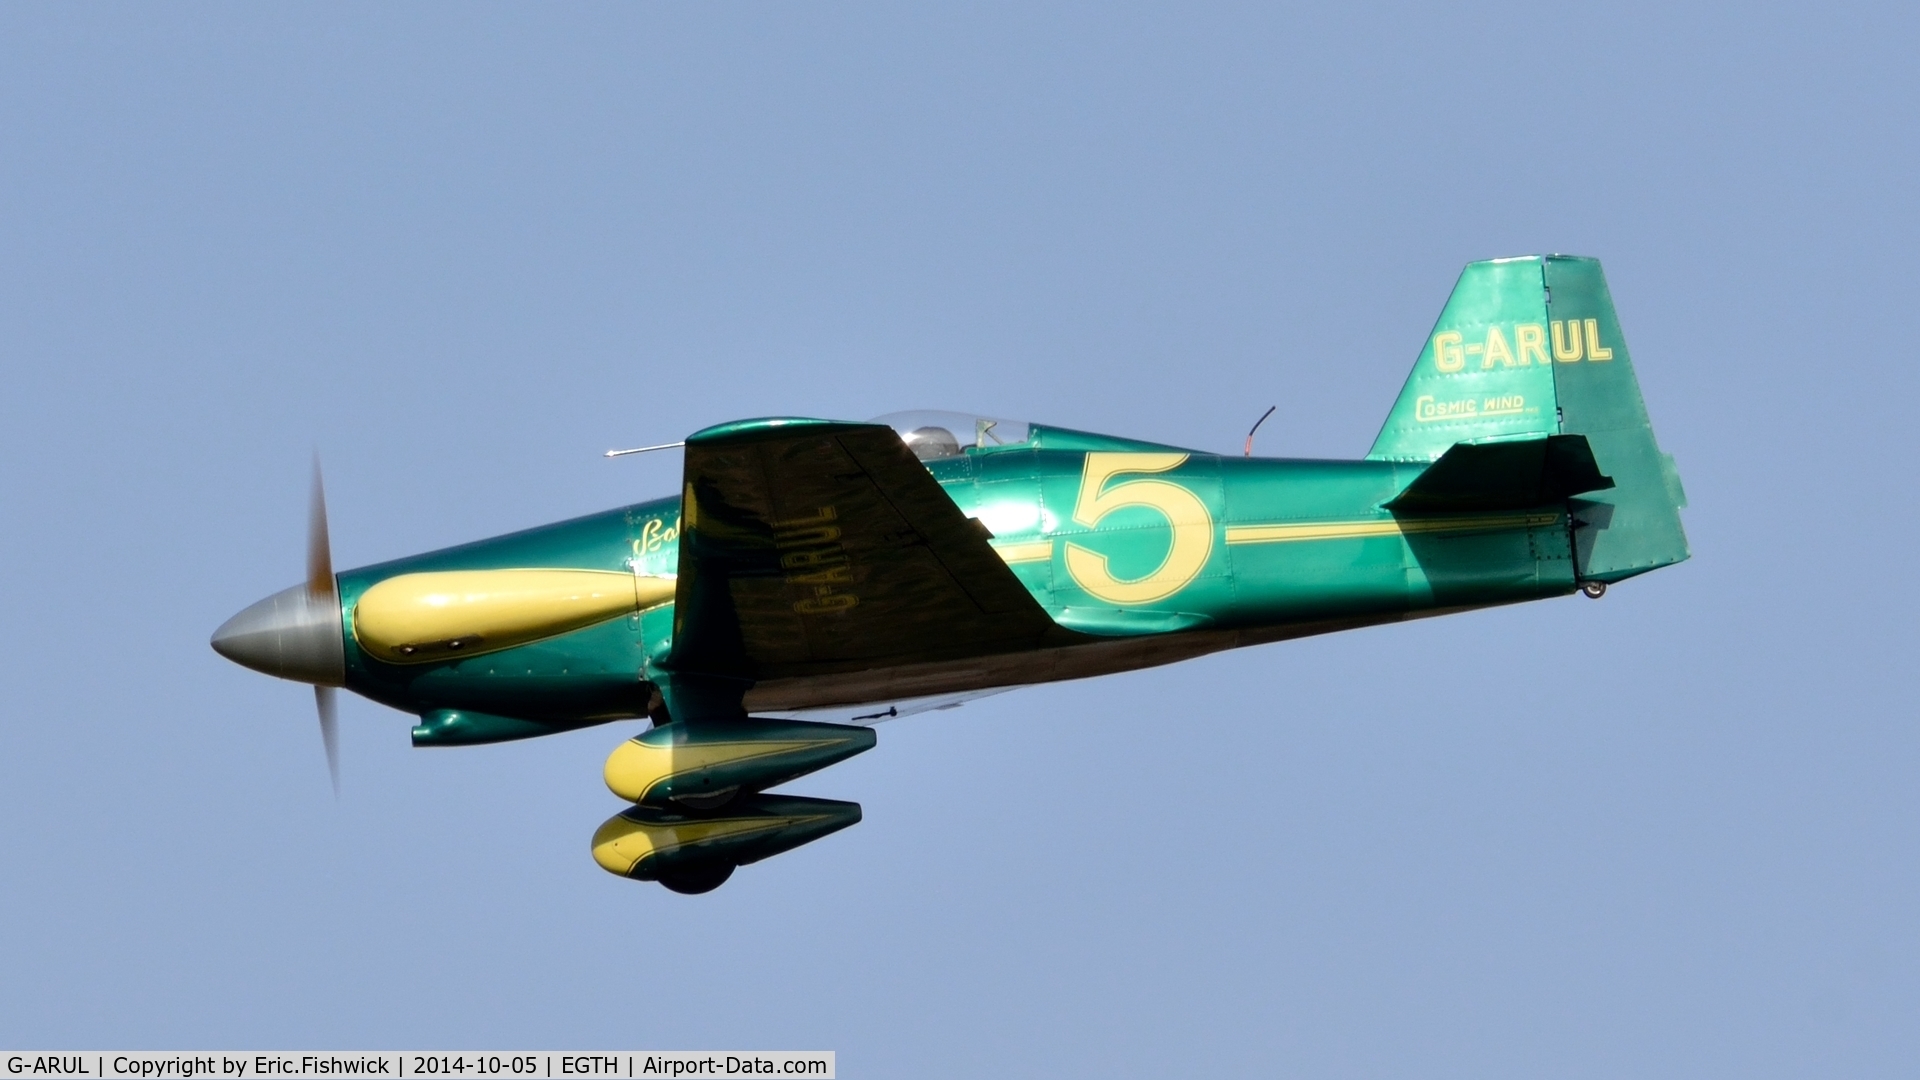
xmin=317 ymin=685 xmax=339 ymax=795
xmin=307 ymin=456 xmax=335 ymax=602
xmin=310 ymin=457 xmax=340 ymax=794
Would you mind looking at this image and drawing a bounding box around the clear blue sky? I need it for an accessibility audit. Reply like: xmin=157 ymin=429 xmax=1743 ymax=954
xmin=2 ymin=4 xmax=1914 ymax=1076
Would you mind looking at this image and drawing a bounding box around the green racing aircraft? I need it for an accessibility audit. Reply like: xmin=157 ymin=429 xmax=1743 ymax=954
xmin=212 ymin=255 xmax=1689 ymax=893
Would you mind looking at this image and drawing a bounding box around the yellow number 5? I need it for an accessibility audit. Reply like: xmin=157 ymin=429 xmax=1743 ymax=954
xmin=1064 ymin=452 xmax=1213 ymax=605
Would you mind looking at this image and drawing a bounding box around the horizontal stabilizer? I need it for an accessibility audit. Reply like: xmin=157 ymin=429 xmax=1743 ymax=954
xmin=1386 ymin=435 xmax=1614 ymax=513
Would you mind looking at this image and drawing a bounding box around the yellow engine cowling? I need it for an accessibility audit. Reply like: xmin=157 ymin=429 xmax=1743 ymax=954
xmin=352 ymin=568 xmax=675 ymax=664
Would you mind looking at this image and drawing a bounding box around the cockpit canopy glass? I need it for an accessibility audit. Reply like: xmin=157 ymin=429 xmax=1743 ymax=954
xmin=868 ymin=410 xmax=1033 ymax=462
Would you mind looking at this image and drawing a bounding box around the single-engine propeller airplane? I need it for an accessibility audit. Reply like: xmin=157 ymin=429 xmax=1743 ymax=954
xmin=213 ymin=255 xmax=1688 ymax=893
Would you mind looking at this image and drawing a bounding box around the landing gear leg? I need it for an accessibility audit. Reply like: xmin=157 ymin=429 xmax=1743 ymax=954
xmin=644 ymin=684 xmax=671 ymax=726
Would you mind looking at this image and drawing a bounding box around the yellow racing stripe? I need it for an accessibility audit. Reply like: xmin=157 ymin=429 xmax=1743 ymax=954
xmin=991 ymin=541 xmax=1053 ymax=564
xmin=1225 ymin=512 xmax=1559 ymax=545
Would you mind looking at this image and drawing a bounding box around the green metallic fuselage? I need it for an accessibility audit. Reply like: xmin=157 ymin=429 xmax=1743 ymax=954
xmin=335 ymin=431 xmax=1575 ymax=733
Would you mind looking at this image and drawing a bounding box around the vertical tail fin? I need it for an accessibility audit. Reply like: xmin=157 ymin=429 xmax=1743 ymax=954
xmin=1369 ymin=255 xmax=1689 ymax=583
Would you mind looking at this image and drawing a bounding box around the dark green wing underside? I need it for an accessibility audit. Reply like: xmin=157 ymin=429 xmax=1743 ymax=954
xmin=669 ymin=420 xmax=1075 ymax=681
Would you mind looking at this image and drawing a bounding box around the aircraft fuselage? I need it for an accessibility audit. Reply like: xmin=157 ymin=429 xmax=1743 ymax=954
xmin=333 ymin=440 xmax=1578 ymax=733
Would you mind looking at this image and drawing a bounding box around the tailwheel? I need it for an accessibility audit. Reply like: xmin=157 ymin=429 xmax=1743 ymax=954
xmin=658 ymin=863 xmax=735 ymax=895
xmin=1580 ymin=580 xmax=1608 ymax=599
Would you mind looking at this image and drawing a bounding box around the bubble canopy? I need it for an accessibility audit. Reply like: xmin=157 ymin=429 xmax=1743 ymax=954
xmin=868 ymin=410 xmax=1033 ymax=462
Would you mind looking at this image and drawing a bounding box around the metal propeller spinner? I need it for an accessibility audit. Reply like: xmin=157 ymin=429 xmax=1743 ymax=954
xmin=209 ymin=457 xmax=349 ymax=795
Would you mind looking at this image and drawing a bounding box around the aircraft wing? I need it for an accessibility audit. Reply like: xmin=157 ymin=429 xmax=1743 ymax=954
xmin=668 ymin=419 xmax=1074 ymax=681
